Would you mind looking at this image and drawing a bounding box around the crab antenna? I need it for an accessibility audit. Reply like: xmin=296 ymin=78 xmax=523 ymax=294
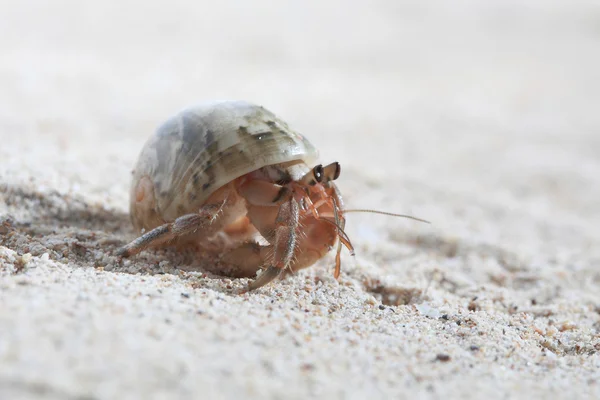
xmin=342 ymin=209 xmax=430 ymax=224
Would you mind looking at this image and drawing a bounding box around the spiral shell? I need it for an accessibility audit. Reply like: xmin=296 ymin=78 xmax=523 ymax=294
xmin=130 ymin=100 xmax=319 ymax=227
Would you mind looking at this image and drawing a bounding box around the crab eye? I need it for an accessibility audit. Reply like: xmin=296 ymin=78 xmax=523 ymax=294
xmin=313 ymin=164 xmax=324 ymax=183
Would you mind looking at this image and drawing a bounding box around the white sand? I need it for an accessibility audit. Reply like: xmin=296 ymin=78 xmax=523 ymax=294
xmin=1 ymin=1 xmax=600 ymax=399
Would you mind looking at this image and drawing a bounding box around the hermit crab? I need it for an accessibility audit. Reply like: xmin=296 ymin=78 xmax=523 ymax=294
xmin=117 ymin=100 xmax=426 ymax=291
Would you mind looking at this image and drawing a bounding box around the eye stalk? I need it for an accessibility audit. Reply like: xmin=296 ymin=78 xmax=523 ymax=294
xmin=313 ymin=164 xmax=324 ymax=183
xmin=299 ymin=164 xmax=322 ymax=185
xmin=299 ymin=162 xmax=341 ymax=186
xmin=322 ymin=162 xmax=341 ymax=182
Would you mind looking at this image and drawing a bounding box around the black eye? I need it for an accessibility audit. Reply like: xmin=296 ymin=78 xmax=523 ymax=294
xmin=313 ymin=165 xmax=324 ymax=183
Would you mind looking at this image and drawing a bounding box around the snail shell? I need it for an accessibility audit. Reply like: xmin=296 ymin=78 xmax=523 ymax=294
xmin=129 ymin=100 xmax=319 ymax=231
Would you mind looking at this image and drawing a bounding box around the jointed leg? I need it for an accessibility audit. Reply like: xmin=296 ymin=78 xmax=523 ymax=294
xmin=116 ymin=201 xmax=228 ymax=257
xmin=244 ymin=197 xmax=300 ymax=291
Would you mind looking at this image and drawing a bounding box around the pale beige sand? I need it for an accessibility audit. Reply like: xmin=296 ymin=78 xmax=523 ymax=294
xmin=1 ymin=1 xmax=600 ymax=399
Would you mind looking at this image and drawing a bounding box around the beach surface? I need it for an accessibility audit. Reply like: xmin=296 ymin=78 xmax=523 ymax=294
xmin=1 ymin=1 xmax=600 ymax=399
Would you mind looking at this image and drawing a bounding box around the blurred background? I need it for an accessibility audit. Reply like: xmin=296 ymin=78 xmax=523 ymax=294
xmin=1 ymin=0 xmax=599 ymax=264
xmin=2 ymin=3 xmax=600 ymax=397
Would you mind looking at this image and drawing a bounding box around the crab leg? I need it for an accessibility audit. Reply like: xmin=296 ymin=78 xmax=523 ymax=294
xmin=246 ymin=197 xmax=300 ymax=291
xmin=332 ymin=196 xmax=345 ymax=279
xmin=116 ymin=200 xmax=229 ymax=257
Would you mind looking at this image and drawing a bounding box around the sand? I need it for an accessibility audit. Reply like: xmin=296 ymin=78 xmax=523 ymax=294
xmin=1 ymin=1 xmax=600 ymax=399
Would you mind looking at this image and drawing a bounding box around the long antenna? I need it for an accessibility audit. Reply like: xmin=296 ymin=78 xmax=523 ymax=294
xmin=342 ymin=209 xmax=431 ymax=224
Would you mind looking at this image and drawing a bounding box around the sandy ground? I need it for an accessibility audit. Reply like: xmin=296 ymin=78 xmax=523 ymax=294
xmin=1 ymin=1 xmax=600 ymax=399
